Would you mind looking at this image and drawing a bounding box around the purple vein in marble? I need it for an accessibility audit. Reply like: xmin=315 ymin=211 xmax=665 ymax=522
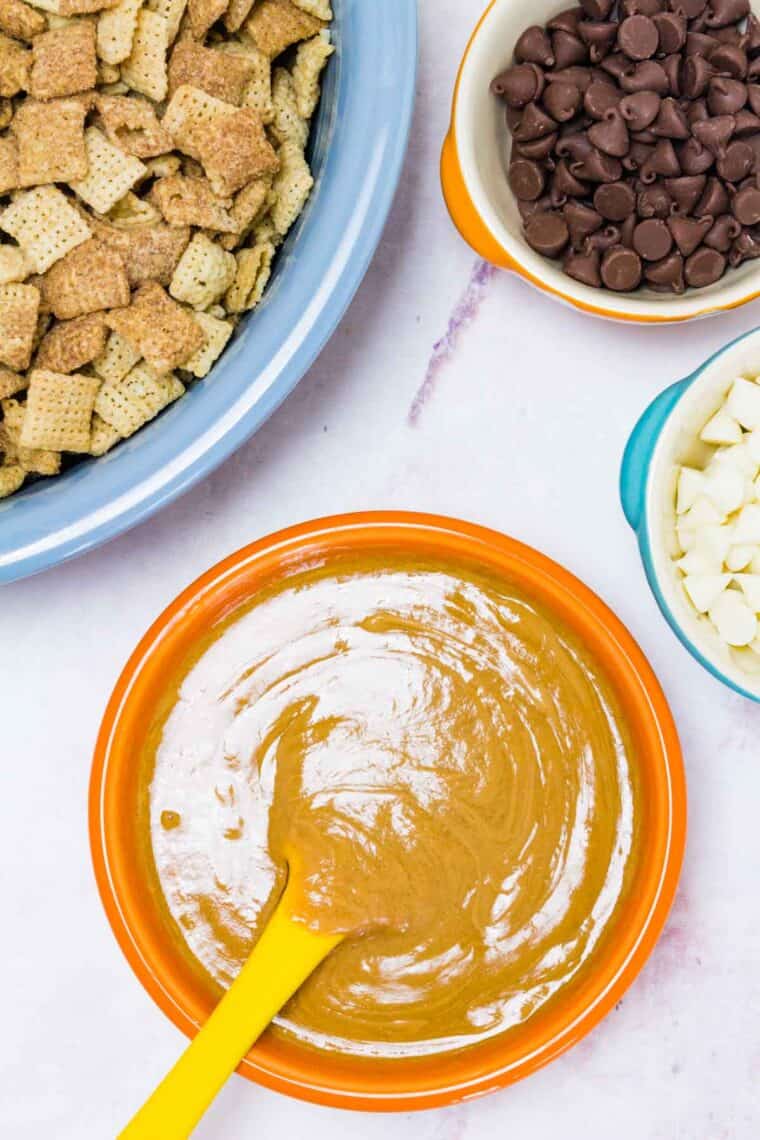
xmin=408 ymin=259 xmax=496 ymax=426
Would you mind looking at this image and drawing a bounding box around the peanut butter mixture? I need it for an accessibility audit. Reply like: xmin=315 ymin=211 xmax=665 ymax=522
xmin=146 ymin=555 xmax=642 ymax=1058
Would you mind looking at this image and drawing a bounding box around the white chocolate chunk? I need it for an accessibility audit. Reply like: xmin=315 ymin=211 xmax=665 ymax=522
xmin=711 ymin=443 xmax=759 ymax=480
xmin=703 ymin=465 xmax=746 ymax=515
xmin=733 ymin=504 xmax=760 ymax=545
xmin=700 ymin=410 xmax=743 ymax=445
xmin=734 ymin=574 xmax=760 ymax=613
xmin=709 ymin=589 xmax=758 ymax=646
xmin=726 ymin=377 xmax=760 ymax=430
xmin=676 ymin=550 xmax=716 ymax=576
xmin=683 ymin=574 xmax=731 ymax=614
xmin=681 ymin=496 xmax=726 ymax=530
xmin=676 ymin=467 xmax=707 ymax=515
xmin=694 ymin=523 xmax=734 ymax=568
xmin=726 ymin=545 xmax=755 ymax=572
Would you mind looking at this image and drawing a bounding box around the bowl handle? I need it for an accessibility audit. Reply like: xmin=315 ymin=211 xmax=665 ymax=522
xmin=620 ymin=379 xmax=691 ymax=533
xmin=440 ymin=132 xmax=516 ymax=270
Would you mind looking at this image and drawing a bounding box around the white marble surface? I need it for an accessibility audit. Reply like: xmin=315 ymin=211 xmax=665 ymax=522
xmin=3 ymin=2 xmax=760 ymax=1136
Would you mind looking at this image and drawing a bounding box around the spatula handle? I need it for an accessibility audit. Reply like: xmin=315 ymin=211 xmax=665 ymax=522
xmin=119 ymin=895 xmax=341 ymax=1139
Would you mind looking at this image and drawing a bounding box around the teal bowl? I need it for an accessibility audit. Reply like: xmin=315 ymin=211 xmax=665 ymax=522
xmin=621 ymin=328 xmax=760 ymax=704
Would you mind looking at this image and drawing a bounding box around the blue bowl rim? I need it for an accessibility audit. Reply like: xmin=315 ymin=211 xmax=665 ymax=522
xmin=0 ymin=2 xmax=418 ymax=585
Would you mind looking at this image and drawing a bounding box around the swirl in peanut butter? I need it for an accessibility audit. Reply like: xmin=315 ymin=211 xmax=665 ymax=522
xmin=148 ymin=556 xmax=641 ymax=1058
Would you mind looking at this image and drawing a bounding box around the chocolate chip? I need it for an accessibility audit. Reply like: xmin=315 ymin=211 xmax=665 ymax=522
xmin=669 ymin=212 xmax=714 ymax=253
xmin=601 ymin=244 xmax=643 ymax=288
xmin=622 ymin=0 xmax=667 ymax=14
xmin=684 ymin=245 xmax=727 ymax=284
xmin=638 ymin=181 xmax=673 ymax=216
xmin=515 ymin=132 xmax=560 ymax=160
xmin=641 ymin=137 xmax=682 ymax=179
xmin=682 ymin=54 xmax=716 ymax=97
xmin=692 ymin=113 xmax=736 ymax=155
xmin=579 ymin=21 xmax=619 ymax=62
xmin=746 ymin=13 xmax=760 ymax=57
xmin=716 ymin=139 xmax=754 ymax=179
xmin=645 ymin=251 xmax=686 ymax=291
xmin=588 ymin=224 xmax=623 ymax=250
xmin=619 ymin=91 xmax=662 ymax=129
xmin=732 ymin=183 xmax=760 ymax=224
xmin=620 ymin=60 xmax=671 ymax=92
xmin=588 ymin=107 xmax=631 ymax=155
xmin=553 ymin=158 xmax=590 ymax=198
xmin=704 ymin=0 xmax=750 ymax=30
xmin=633 ymin=216 xmax=674 ymax=257
xmin=548 ymin=8 xmax=584 ymax=36
xmin=524 ymin=211 xmax=571 ymax=257
xmin=674 ymin=0 xmax=708 ymax=17
xmin=729 ymin=227 xmax=760 ymax=264
xmin=618 ymin=14 xmax=660 ymax=60
xmin=651 ymin=97 xmax=691 ymax=138
xmin=707 ymin=77 xmax=748 ymax=115
xmin=654 ymin=11 xmax=687 ymax=53
xmin=548 ymin=66 xmax=595 ymax=92
xmin=685 ymin=32 xmax=718 ymax=59
xmin=602 ymin=52 xmax=636 ymax=82
xmin=564 ymin=199 xmax=605 ymax=245
xmin=595 ymin=180 xmax=638 ymax=218
xmin=704 ymin=213 xmax=742 ymax=247
xmin=678 ymin=136 xmax=716 ymax=173
xmin=516 ymin=26 xmax=556 ymax=67
xmin=492 ymin=64 xmax=545 ymax=107
xmin=710 ymin=43 xmax=748 ymax=78
xmin=544 ymin=81 xmax=584 ymax=122
xmin=733 ymin=109 xmax=760 ymax=135
xmin=564 ymin=247 xmax=603 ymax=285
xmin=620 ymin=212 xmax=638 ymax=246
xmin=510 ymin=158 xmax=546 ymax=201
xmin=580 ymin=0 xmax=615 ymax=18
xmin=665 ymin=173 xmax=708 ymax=213
xmin=662 ymin=54 xmax=683 ymax=96
xmin=553 ymin=30 xmax=589 ymax=70
xmin=696 ymin=175 xmax=731 ymax=214
xmin=513 ymin=102 xmax=557 ymax=142
xmin=517 ymin=195 xmax=553 ymax=222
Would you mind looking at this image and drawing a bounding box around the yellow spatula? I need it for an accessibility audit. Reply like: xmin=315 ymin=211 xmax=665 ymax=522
xmin=120 ymin=862 xmax=343 ymax=1139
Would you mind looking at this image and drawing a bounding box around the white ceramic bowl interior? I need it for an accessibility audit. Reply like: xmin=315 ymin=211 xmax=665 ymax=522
xmin=647 ymin=329 xmax=760 ymax=697
xmin=456 ymin=0 xmax=760 ymax=319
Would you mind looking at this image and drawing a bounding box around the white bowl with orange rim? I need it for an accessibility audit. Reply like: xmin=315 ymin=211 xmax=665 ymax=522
xmin=441 ymin=0 xmax=760 ymax=323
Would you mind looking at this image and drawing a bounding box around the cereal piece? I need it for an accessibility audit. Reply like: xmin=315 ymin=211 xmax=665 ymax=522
xmin=0 ymin=245 xmax=31 ymax=284
xmin=30 ymin=22 xmax=96 ymax=99
xmin=291 ymin=0 xmax=329 ymax=18
xmin=70 ymin=126 xmax=147 ymax=214
xmin=97 ymin=59 xmax=119 ymax=83
xmin=270 ymin=137 xmax=311 ymax=235
xmin=89 ymin=410 xmax=121 ymax=454
xmin=108 ymin=189 xmax=160 ymax=226
xmin=0 ymin=368 xmax=28 ymax=398
xmin=150 ymin=172 xmax=236 ymax=230
xmin=97 ymin=0 xmax=144 ymax=65
xmin=13 ymin=97 xmax=88 ymax=186
xmin=105 ymin=280 xmax=205 ymax=373
xmin=0 ymin=186 xmax=92 ymax=273
xmin=244 ymin=0 xmax=322 ymax=59
xmin=0 ymin=464 xmax=25 ymax=497
xmin=2 ymin=396 xmax=61 ymax=473
xmin=222 ymin=0 xmax=252 ymax=32
xmin=121 ymin=8 xmax=168 ymax=100
xmin=0 ymin=31 xmax=30 ymax=97
xmin=218 ymin=175 xmax=272 ymax=248
xmin=21 ymin=368 xmax=100 ymax=451
xmin=196 ymin=106 xmax=278 ymax=196
xmin=291 ymin=30 xmax=332 ymax=119
xmin=0 ymin=281 xmax=39 ymax=369
xmin=0 ymin=96 xmax=12 ymax=127
xmin=167 ymin=40 xmax=253 ymax=103
xmin=169 ymin=232 xmax=235 ymax=308
xmin=60 ymin=0 xmax=120 ymax=13
xmin=182 ymin=308 xmax=231 ymax=376
xmin=145 ymin=0 xmax=183 ymax=42
xmin=161 ymin=83 xmax=230 ymax=157
xmin=186 ymin=0 xmax=225 ymax=39
xmin=0 ymin=0 xmax=47 ymax=41
xmin=96 ymin=92 xmax=172 ymax=157
xmin=141 ymin=152 xmax=180 ymax=178
xmin=89 ymin=212 xmax=190 ymax=284
xmin=224 ymin=238 xmax=272 ymax=312
xmin=35 ymin=311 xmax=107 ymax=371
xmin=94 ymin=359 xmax=182 ymax=434
xmin=270 ymin=66 xmax=307 ymax=149
xmin=0 ymin=135 xmax=18 ymax=194
xmin=220 ymin=42 xmax=272 ymax=120
xmin=92 ymin=327 xmax=139 ymax=380
xmin=42 ymin=237 xmax=129 ymax=318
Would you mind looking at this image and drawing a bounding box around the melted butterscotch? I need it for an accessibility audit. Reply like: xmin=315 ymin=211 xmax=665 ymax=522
xmin=146 ymin=555 xmax=641 ymax=1058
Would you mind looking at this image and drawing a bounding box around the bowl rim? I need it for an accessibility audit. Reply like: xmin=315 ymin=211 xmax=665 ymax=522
xmin=640 ymin=327 xmax=760 ymax=702
xmin=89 ymin=511 xmax=686 ymax=1113
xmin=444 ymin=0 xmax=760 ymax=324
xmin=0 ymin=1 xmax=418 ymax=585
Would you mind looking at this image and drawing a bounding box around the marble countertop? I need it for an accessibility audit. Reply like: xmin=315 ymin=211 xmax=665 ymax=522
xmin=2 ymin=3 xmax=759 ymax=1136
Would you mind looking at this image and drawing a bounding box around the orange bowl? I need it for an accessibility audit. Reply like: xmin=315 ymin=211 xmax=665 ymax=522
xmin=89 ymin=512 xmax=686 ymax=1112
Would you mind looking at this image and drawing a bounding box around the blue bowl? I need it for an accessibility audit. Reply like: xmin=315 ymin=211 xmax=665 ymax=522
xmin=0 ymin=0 xmax=418 ymax=584
xmin=621 ymin=327 xmax=760 ymax=703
